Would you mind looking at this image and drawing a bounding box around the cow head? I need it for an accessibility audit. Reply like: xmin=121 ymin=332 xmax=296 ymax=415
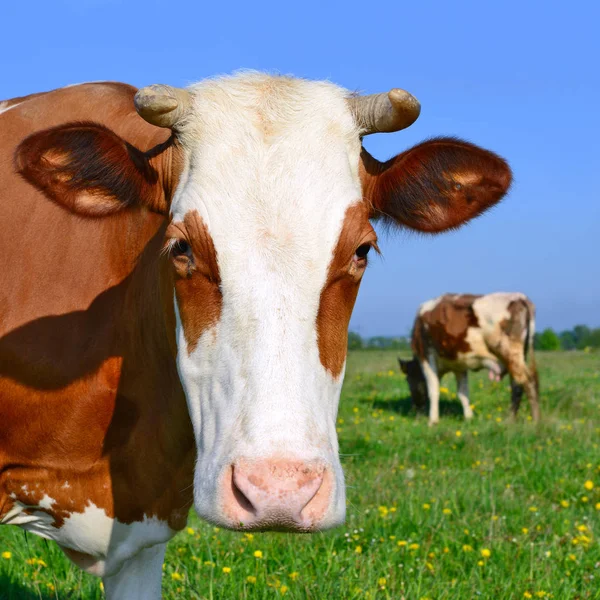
xmin=16 ymin=73 xmax=511 ymax=532
xmin=399 ymin=358 xmax=429 ymax=411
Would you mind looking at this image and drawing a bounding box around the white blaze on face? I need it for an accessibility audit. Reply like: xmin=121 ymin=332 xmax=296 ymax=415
xmin=169 ymin=73 xmax=363 ymax=527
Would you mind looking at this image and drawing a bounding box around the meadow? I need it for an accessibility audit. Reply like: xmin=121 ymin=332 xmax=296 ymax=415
xmin=1 ymin=350 xmax=598 ymax=599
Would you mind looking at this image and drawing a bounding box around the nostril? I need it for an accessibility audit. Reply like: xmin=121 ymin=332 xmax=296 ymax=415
xmin=299 ymin=468 xmax=332 ymax=524
xmin=230 ymin=466 xmax=256 ymax=515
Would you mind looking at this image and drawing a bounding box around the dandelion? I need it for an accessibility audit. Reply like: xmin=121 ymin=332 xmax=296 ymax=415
xmin=409 ymin=543 xmax=420 ymax=551
xmin=1 ymin=552 xmax=11 ymax=560
xmin=280 ymin=586 xmax=289 ymax=595
xmin=560 ymin=500 xmax=569 ymax=508
xmin=477 ymin=560 xmax=484 ymax=566
xmin=46 ymin=583 xmax=55 ymax=591
xmin=568 ymin=554 xmax=577 ymax=561
xmin=524 ymin=593 xmax=533 ymax=599
xmin=423 ymin=503 xmax=431 ymax=510
xmin=443 ymin=508 xmax=452 ymax=515
xmin=254 ymin=550 xmax=263 ymax=558
xmin=577 ymin=524 xmax=588 ymax=532
xmin=455 ymin=430 xmax=462 ymax=437
xmin=355 ymin=545 xmax=363 ymax=554
xmin=289 ymin=572 xmax=299 ymax=581
xmin=529 ymin=506 xmax=538 ymax=512
xmin=247 ymin=576 xmax=257 ymax=584
xmin=378 ymin=577 xmax=387 ymax=587
xmin=481 ymin=548 xmax=491 ymax=558
xmin=397 ymin=540 xmax=407 ymax=547
xmin=186 ymin=527 xmax=195 ymax=535
xmin=581 ymin=496 xmax=589 ymax=503
xmin=443 ymin=547 xmax=450 ymax=553
xmin=522 ymin=528 xmax=529 ymax=534
xmin=584 ymin=480 xmax=594 ymax=491
xmin=545 ymin=551 xmax=551 ymax=557
xmin=171 ymin=572 xmax=184 ymax=581
xmin=222 ymin=567 xmax=231 ymax=574
xmin=462 ymin=544 xmax=473 ymax=552
xmin=595 ymin=502 xmax=600 ymax=510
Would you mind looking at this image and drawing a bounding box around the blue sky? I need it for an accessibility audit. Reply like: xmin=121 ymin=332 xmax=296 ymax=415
xmin=3 ymin=0 xmax=598 ymax=336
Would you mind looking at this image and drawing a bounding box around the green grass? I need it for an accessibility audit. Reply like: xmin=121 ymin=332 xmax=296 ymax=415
xmin=1 ymin=351 xmax=599 ymax=599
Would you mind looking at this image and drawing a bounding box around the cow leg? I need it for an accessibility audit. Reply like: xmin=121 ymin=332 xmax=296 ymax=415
xmin=510 ymin=378 xmax=524 ymax=418
xmin=103 ymin=543 xmax=166 ymax=600
xmin=421 ymin=359 xmax=440 ymax=425
xmin=507 ymin=361 xmax=540 ymax=423
xmin=456 ymin=371 xmax=473 ymax=420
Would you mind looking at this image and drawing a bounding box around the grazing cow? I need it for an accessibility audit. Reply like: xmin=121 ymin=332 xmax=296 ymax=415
xmin=399 ymin=293 xmax=539 ymax=424
xmin=0 ymin=73 xmax=511 ymax=598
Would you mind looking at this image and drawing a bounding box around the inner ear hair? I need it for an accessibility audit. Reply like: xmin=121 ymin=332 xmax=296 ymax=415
xmin=15 ymin=122 xmax=160 ymax=217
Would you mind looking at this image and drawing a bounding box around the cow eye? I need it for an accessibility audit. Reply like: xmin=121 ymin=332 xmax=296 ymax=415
xmin=354 ymin=244 xmax=371 ymax=261
xmin=171 ymin=239 xmax=192 ymax=258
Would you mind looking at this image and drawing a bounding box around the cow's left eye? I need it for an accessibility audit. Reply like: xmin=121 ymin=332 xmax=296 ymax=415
xmin=354 ymin=244 xmax=371 ymax=261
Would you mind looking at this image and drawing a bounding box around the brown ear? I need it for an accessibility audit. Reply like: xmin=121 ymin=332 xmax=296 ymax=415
xmin=15 ymin=122 xmax=164 ymax=217
xmin=361 ymin=137 xmax=511 ymax=232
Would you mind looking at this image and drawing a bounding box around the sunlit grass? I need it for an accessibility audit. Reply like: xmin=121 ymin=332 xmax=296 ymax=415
xmin=1 ymin=351 xmax=599 ymax=599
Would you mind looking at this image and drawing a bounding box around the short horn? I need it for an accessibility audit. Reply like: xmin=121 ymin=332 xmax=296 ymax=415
xmin=134 ymin=84 xmax=193 ymax=129
xmin=348 ymin=89 xmax=421 ymax=135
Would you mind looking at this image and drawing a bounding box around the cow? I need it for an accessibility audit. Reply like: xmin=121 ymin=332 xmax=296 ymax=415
xmin=0 ymin=73 xmax=511 ymax=598
xmin=399 ymin=292 xmax=539 ymax=425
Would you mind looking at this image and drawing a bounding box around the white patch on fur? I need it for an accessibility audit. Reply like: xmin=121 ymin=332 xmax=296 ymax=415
xmin=2 ymin=500 xmax=174 ymax=578
xmin=0 ymin=101 xmax=22 ymax=115
xmin=419 ymin=295 xmax=443 ymax=316
xmin=170 ymin=73 xmax=360 ymax=527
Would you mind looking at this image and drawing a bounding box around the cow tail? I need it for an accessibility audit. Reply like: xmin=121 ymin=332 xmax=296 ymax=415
xmin=524 ymin=299 xmax=539 ymax=394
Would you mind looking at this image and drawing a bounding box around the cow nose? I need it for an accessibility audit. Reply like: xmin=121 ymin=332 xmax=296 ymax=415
xmin=222 ymin=459 xmax=332 ymax=531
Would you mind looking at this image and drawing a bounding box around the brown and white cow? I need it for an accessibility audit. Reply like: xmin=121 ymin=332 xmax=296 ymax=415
xmin=399 ymin=292 xmax=539 ymax=425
xmin=0 ymin=73 xmax=511 ymax=598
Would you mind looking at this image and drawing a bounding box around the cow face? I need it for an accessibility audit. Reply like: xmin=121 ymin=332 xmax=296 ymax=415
xmin=16 ymin=73 xmax=511 ymax=533
xmin=399 ymin=358 xmax=428 ymax=411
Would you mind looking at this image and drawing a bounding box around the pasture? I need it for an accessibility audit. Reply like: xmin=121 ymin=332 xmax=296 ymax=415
xmin=1 ymin=350 xmax=598 ymax=599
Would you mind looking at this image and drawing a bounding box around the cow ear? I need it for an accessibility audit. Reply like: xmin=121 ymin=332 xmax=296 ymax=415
xmin=361 ymin=137 xmax=511 ymax=233
xmin=15 ymin=122 xmax=166 ymax=217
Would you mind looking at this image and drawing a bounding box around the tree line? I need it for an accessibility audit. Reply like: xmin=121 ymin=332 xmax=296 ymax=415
xmin=348 ymin=325 xmax=600 ymax=352
xmin=534 ymin=325 xmax=600 ymax=351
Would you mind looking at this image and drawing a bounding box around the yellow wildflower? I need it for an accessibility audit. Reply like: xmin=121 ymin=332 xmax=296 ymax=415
xmin=462 ymin=544 xmax=473 ymax=552
xmin=560 ymin=500 xmax=569 ymax=508
xmin=524 ymin=593 xmax=532 ymax=599
xmin=280 ymin=586 xmax=288 ymax=595
xmin=186 ymin=527 xmax=195 ymax=535
xmin=522 ymin=528 xmax=529 ymax=534
xmin=378 ymin=577 xmax=387 ymax=587
xmin=595 ymin=502 xmax=600 ymax=510
xmin=529 ymin=506 xmax=538 ymax=512
xmin=409 ymin=543 xmax=420 ymax=551
xmin=354 ymin=545 xmax=363 ymax=554
xmin=423 ymin=503 xmax=431 ymax=510
xmin=254 ymin=550 xmax=263 ymax=558
xmin=222 ymin=567 xmax=231 ymax=574
xmin=171 ymin=572 xmax=184 ymax=581
xmin=443 ymin=508 xmax=452 ymax=515
xmin=289 ymin=571 xmax=299 ymax=581
xmin=397 ymin=540 xmax=407 ymax=547
xmin=247 ymin=576 xmax=257 ymax=584
xmin=477 ymin=560 xmax=484 ymax=566
xmin=581 ymin=496 xmax=589 ymax=503
xmin=443 ymin=547 xmax=450 ymax=553
xmin=584 ymin=480 xmax=594 ymax=491
xmin=455 ymin=430 xmax=462 ymax=437
xmin=1 ymin=552 xmax=11 ymax=560
xmin=481 ymin=548 xmax=491 ymax=558
xmin=46 ymin=584 xmax=55 ymax=591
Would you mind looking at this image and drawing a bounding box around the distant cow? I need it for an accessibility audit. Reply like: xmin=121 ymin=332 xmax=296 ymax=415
xmin=399 ymin=293 xmax=539 ymax=424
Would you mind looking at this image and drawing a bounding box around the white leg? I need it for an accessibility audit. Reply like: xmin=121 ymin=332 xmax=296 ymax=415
xmin=103 ymin=543 xmax=166 ymax=600
xmin=421 ymin=359 xmax=440 ymax=425
xmin=456 ymin=371 xmax=473 ymax=419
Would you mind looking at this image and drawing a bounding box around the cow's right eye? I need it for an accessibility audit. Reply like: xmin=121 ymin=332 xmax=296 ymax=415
xmin=171 ymin=239 xmax=192 ymax=258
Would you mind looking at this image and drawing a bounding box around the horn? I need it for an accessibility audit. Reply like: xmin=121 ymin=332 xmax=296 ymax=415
xmin=348 ymin=89 xmax=421 ymax=135
xmin=134 ymin=84 xmax=193 ymax=129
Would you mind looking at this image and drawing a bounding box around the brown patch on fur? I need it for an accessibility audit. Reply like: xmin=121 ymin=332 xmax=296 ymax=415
xmin=359 ymin=137 xmax=511 ymax=232
xmin=317 ymin=202 xmax=375 ymax=378
xmin=1 ymin=82 xmax=194 ymax=541
xmin=168 ymin=210 xmax=222 ymax=354
xmin=418 ymin=294 xmax=481 ymax=360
